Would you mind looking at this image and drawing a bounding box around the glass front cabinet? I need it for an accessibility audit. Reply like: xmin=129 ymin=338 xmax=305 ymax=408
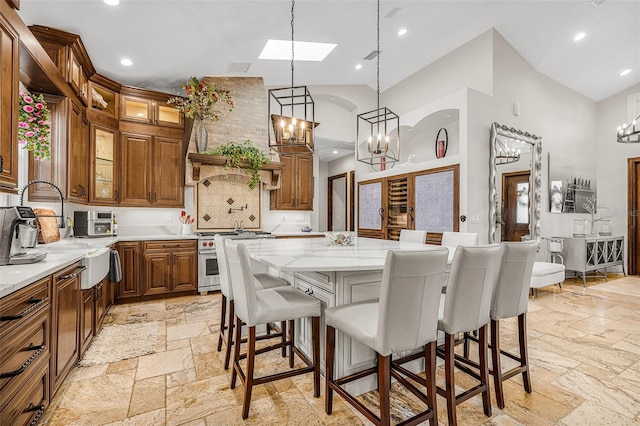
xmin=89 ymin=124 xmax=118 ymax=205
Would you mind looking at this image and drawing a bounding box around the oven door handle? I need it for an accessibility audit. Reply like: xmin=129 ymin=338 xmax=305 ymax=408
xmin=198 ymin=251 xmax=218 ymax=255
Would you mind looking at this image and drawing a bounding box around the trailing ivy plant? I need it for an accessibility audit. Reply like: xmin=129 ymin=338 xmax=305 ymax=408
xmin=208 ymin=140 xmax=270 ymax=190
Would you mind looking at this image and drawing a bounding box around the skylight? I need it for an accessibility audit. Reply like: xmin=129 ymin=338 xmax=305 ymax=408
xmin=259 ymin=39 xmax=336 ymax=61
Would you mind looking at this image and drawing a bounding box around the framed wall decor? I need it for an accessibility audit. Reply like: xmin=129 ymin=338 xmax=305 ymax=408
xmin=435 ymin=127 xmax=448 ymax=158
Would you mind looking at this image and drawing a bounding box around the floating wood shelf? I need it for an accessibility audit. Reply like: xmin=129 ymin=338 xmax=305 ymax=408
xmin=188 ymin=153 xmax=285 ymax=187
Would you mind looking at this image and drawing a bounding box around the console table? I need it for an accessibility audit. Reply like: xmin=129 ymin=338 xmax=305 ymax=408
xmin=559 ymin=236 xmax=625 ymax=286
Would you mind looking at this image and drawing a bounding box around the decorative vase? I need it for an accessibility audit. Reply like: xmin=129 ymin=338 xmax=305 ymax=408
xmin=180 ymin=223 xmax=193 ymax=236
xmin=195 ymin=119 xmax=208 ymax=153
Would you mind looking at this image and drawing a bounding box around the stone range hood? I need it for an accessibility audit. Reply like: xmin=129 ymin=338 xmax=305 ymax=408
xmin=183 ymin=76 xmax=284 ymax=231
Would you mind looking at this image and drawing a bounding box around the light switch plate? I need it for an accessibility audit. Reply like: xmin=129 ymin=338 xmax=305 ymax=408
xmin=469 ymin=213 xmax=480 ymax=224
xmin=165 ymin=213 xmax=172 ymax=222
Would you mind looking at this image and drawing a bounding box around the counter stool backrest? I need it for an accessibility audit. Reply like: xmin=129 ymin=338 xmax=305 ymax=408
xmin=399 ymin=230 xmax=428 ymax=244
xmin=441 ymin=245 xmax=503 ymax=335
xmin=214 ymin=235 xmax=233 ymax=300
xmin=491 ymin=241 xmax=538 ymax=320
xmin=375 ymin=249 xmax=449 ymax=356
xmin=225 ymin=241 xmax=258 ymax=325
xmin=441 ymin=231 xmax=479 ymax=247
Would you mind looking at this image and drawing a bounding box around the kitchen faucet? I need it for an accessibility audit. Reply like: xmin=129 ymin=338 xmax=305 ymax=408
xmin=19 ymin=180 xmax=65 ymax=228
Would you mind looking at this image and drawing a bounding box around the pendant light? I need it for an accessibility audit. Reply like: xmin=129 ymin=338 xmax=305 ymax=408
xmin=356 ymin=0 xmax=400 ymax=171
xmin=268 ymin=0 xmax=315 ymax=154
xmin=617 ymin=115 xmax=639 ymax=143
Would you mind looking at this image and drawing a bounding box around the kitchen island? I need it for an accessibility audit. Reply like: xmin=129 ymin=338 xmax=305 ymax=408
xmin=236 ymin=236 xmax=453 ymax=395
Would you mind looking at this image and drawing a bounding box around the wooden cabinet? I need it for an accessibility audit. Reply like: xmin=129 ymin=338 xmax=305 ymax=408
xmin=561 ymin=236 xmax=625 ymax=286
xmin=270 ymin=154 xmax=314 ymax=210
xmin=0 ymin=276 xmax=51 ymax=426
xmin=50 ymin=262 xmax=83 ymax=396
xmin=142 ymin=240 xmax=197 ymax=296
xmin=358 ymin=165 xmax=460 ymax=243
xmin=80 ymin=288 xmax=94 ymax=356
xmin=89 ymin=123 xmax=118 ymax=205
xmin=67 ymin=103 xmax=89 ymax=202
xmin=88 ymin=79 xmax=118 ymax=117
xmin=120 ymin=89 xmax=182 ymax=128
xmin=120 ymin=133 xmax=184 ymax=208
xmin=0 ymin=14 xmax=19 ymax=193
xmin=94 ymin=277 xmax=109 ymax=332
xmin=116 ymin=242 xmax=142 ymax=302
xmin=28 ymin=95 xmax=68 ymax=202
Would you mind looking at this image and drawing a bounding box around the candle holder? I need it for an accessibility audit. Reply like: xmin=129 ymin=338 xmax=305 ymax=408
xmin=572 ymin=218 xmax=587 ymax=237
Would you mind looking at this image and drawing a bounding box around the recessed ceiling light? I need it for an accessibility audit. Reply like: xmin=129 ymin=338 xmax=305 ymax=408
xmin=103 ymin=0 xmax=119 ymax=5
xmin=332 ymin=150 xmax=338 ymax=154
xmin=120 ymin=58 xmax=133 ymax=66
xmin=573 ymin=32 xmax=586 ymax=42
xmin=355 ymin=64 xmax=363 ymax=70
xmin=259 ymin=39 xmax=336 ymax=61
xmin=620 ymin=69 xmax=632 ymax=76
xmin=398 ymin=28 xmax=408 ymax=36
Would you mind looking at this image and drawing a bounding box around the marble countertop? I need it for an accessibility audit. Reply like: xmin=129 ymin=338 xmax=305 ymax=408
xmin=235 ymin=237 xmax=454 ymax=272
xmin=272 ymin=231 xmax=325 ymax=237
xmin=0 ymin=232 xmax=198 ymax=299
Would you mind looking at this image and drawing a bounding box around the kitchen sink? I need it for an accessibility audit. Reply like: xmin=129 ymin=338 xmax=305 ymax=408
xmin=81 ymin=247 xmax=110 ymax=289
xmin=45 ymin=241 xmax=92 ymax=250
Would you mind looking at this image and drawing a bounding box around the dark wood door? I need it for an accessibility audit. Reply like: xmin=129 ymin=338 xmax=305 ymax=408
xmin=143 ymin=252 xmax=172 ymax=296
xmin=94 ymin=279 xmax=107 ymax=331
xmin=629 ymin=157 xmax=640 ymax=275
xmin=119 ymin=132 xmax=153 ymax=207
xmin=80 ymin=288 xmax=94 ymax=355
xmin=172 ymin=251 xmax=197 ymax=292
xmin=153 ymin=137 xmax=184 ymax=207
xmin=51 ymin=264 xmax=81 ymax=395
xmin=68 ymin=103 xmax=89 ymax=202
xmin=0 ymin=15 xmax=19 ymax=192
xmin=502 ymin=171 xmax=531 ymax=242
xmin=116 ymin=242 xmax=141 ymax=301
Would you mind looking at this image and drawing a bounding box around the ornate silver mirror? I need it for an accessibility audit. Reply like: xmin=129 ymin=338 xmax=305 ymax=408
xmin=489 ymin=122 xmax=542 ymax=243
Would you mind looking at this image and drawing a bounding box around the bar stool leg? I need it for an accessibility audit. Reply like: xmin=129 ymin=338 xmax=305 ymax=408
xmin=325 ymin=325 xmax=335 ymax=414
xmin=242 ymin=326 xmax=257 ymax=419
xmin=217 ymin=294 xmax=227 ymax=352
xmin=425 ymin=341 xmax=438 ymax=426
xmin=444 ymin=332 xmax=457 ymax=426
xmin=312 ymin=316 xmax=321 ymax=397
xmin=281 ymin=321 xmax=287 ymax=358
xmin=289 ymin=320 xmax=295 ymax=368
xmin=491 ymin=319 xmax=505 ymax=409
xmin=519 ymin=313 xmax=532 ymax=393
xmin=223 ymin=300 xmax=235 ymax=370
xmin=479 ymin=325 xmax=492 ymax=416
xmin=378 ymin=353 xmax=392 ymax=426
xmin=230 ymin=316 xmax=243 ymax=389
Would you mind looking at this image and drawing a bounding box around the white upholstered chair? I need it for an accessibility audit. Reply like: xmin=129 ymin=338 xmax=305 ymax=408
xmin=399 ymin=229 xmax=428 ymax=244
xmin=438 ymin=245 xmax=502 ymax=425
xmin=325 ymin=249 xmax=449 ymax=426
xmin=440 ymin=231 xmax=479 ymax=247
xmin=214 ymin=235 xmax=288 ymax=370
xmin=226 ymin=241 xmax=321 ymax=419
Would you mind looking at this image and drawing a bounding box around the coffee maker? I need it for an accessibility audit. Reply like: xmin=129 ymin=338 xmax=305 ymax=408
xmin=0 ymin=206 xmax=47 ymax=265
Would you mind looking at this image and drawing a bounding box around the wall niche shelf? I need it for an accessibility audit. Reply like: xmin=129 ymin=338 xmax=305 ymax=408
xmin=188 ymin=153 xmax=284 ymax=187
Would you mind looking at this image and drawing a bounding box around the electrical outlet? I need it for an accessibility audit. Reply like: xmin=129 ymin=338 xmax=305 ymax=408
xmin=165 ymin=213 xmax=172 ymax=222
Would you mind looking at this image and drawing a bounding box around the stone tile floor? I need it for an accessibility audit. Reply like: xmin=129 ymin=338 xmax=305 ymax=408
xmin=40 ymin=274 xmax=640 ymax=425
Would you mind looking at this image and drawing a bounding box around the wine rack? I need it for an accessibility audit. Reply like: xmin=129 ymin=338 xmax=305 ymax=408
xmin=386 ymin=176 xmax=408 ymax=240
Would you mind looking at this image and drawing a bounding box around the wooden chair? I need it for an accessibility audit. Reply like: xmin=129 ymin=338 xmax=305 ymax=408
xmin=226 ymin=241 xmax=322 ymax=419
xmin=325 ymin=249 xmax=449 ymax=426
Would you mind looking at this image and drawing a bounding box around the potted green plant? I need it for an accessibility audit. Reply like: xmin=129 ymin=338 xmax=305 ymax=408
xmin=208 ymin=140 xmax=270 ymax=190
xmin=168 ymin=77 xmax=234 ymax=153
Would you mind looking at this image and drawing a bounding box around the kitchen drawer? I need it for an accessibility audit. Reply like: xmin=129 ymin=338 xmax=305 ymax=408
xmin=0 ymin=307 xmax=49 ymax=410
xmin=295 ymin=271 xmax=336 ymax=294
xmin=143 ymin=240 xmax=196 ymax=251
xmin=0 ymin=276 xmax=50 ymax=338
xmin=0 ymin=352 xmax=49 ymax=426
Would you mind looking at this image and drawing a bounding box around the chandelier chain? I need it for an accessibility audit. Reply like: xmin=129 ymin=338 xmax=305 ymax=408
xmin=291 ymin=0 xmax=295 ymax=88
xmin=376 ymin=0 xmax=380 ymax=111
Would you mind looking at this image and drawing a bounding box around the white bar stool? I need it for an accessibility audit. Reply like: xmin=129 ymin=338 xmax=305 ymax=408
xmin=399 ymin=229 xmax=428 ymax=243
xmin=325 ymin=249 xmax=449 ymax=426
xmin=226 ymin=241 xmax=321 ymax=419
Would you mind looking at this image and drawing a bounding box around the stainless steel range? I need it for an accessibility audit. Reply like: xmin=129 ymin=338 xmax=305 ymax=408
xmin=197 ymin=231 xmax=276 ymax=293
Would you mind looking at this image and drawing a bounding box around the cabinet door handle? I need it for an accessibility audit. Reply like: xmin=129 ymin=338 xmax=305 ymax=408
xmin=0 ymin=297 xmax=45 ymax=322
xmin=147 ymin=192 xmax=151 ymax=202
xmin=379 ymin=208 xmax=384 ymax=220
xmin=115 ymin=190 xmax=119 ymax=202
xmin=0 ymin=346 xmax=45 ymax=378
xmin=409 ymin=207 xmax=415 ymax=222
xmin=154 ymin=193 xmax=157 ymax=203
xmin=59 ymin=265 xmax=87 ymax=280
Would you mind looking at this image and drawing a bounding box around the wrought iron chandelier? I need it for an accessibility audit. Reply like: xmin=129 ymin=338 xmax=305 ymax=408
xmin=268 ymin=0 xmax=315 ymax=154
xmin=617 ymin=115 xmax=639 ymax=143
xmin=356 ymin=0 xmax=400 ymax=171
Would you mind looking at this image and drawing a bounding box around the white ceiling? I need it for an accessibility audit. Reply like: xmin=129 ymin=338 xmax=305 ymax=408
xmin=17 ymin=0 xmax=640 ymax=159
